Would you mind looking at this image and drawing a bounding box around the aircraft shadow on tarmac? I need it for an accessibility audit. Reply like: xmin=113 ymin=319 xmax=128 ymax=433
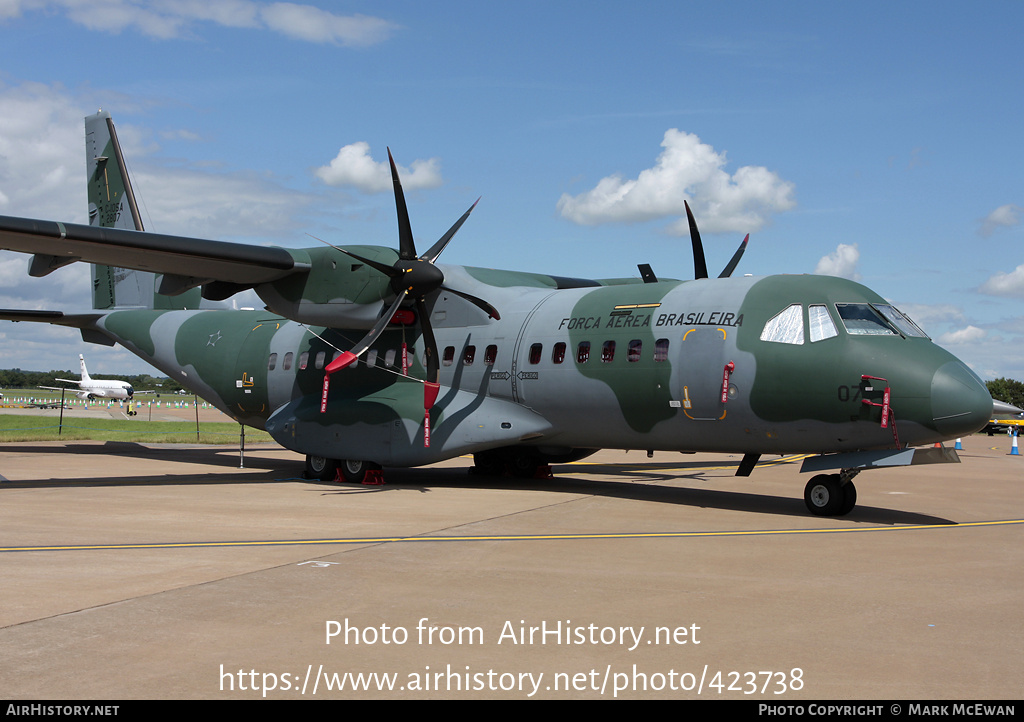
xmin=319 ymin=464 xmax=957 ymax=527
xmin=0 ymin=444 xmax=955 ymax=526
xmin=0 ymin=441 xmax=282 ymax=469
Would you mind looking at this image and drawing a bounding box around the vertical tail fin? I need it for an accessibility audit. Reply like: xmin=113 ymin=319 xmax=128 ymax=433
xmin=79 ymin=354 xmax=91 ymax=382
xmin=85 ymin=111 xmax=201 ymax=311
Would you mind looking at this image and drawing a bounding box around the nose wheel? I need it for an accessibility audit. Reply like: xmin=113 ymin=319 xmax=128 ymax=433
xmin=804 ymin=474 xmax=857 ymax=516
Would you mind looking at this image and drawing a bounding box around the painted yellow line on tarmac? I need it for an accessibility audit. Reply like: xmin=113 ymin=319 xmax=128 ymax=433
xmin=2 ymin=518 xmax=1021 ymax=553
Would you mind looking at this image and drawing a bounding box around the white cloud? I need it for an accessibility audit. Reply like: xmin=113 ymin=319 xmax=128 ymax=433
xmin=0 ymin=81 xmax=88 ymax=221
xmin=814 ymin=243 xmax=860 ymax=280
xmin=1 ymin=1 xmax=396 ymax=44
xmin=978 ymin=204 xmax=1022 ymax=237
xmin=260 ymin=3 xmax=395 ymax=45
xmin=937 ymin=325 xmax=987 ymax=345
xmin=556 ymin=129 xmax=795 ymax=234
xmin=314 ymin=142 xmax=443 ymax=194
xmin=979 ymin=264 xmax=1024 ymax=298
xmin=890 ymin=303 xmax=965 ymax=329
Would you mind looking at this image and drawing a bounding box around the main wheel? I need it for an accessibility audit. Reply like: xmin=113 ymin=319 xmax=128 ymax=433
xmin=471 ymin=450 xmax=505 ymax=476
xmin=804 ymin=474 xmax=844 ymax=516
xmin=305 ymin=455 xmax=338 ymax=481
xmin=507 ymin=449 xmax=541 ymax=478
xmin=340 ymin=459 xmax=381 ymax=484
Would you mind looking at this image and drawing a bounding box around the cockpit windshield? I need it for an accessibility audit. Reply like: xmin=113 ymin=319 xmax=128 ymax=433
xmin=835 ymin=303 xmax=929 ymax=338
xmin=835 ymin=304 xmax=897 ymax=336
xmin=759 ymin=303 xmax=930 ymax=344
xmin=873 ymin=304 xmax=929 ymax=338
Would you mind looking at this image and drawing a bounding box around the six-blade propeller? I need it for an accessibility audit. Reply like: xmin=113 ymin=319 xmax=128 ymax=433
xmin=320 ymin=150 xmax=499 ymax=446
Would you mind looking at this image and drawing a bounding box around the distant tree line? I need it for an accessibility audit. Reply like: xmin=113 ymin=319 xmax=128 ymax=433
xmin=986 ymin=378 xmax=1024 ymax=410
xmin=0 ymin=368 xmax=185 ymax=394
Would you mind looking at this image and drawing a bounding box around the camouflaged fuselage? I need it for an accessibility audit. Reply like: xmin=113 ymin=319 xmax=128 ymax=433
xmin=91 ymin=268 xmax=992 ymax=468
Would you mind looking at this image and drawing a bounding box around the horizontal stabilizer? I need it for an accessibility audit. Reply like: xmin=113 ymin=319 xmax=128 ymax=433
xmin=0 ymin=309 xmax=103 ymax=327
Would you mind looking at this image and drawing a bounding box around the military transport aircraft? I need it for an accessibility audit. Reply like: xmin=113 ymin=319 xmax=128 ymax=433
xmin=0 ymin=112 xmax=995 ymax=516
xmin=39 ymin=354 xmax=135 ymax=401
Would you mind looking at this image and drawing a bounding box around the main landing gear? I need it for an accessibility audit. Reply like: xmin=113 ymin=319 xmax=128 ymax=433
xmin=470 ymin=448 xmax=553 ymax=479
xmin=304 ymin=455 xmax=382 ymax=484
xmin=803 ymin=472 xmax=858 ymax=516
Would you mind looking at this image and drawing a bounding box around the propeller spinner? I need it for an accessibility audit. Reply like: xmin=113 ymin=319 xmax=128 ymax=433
xmin=319 ymin=150 xmax=499 ymax=447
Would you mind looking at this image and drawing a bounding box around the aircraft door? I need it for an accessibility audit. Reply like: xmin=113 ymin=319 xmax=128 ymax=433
xmin=676 ymin=326 xmax=730 ymax=421
xmin=224 ymin=319 xmax=279 ymax=419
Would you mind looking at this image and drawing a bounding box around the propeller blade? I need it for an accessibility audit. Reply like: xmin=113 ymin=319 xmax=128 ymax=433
xmin=422 ymin=198 xmax=480 ymax=263
xmin=718 ymin=234 xmax=749 ymax=278
xmin=439 ymin=285 xmax=500 ymax=320
xmin=416 ymin=297 xmax=439 ymax=385
xmin=684 ymin=200 xmax=708 ymax=280
xmin=338 ymin=291 xmax=409 ymax=370
xmin=388 ymin=148 xmax=417 ymax=261
xmin=320 ymin=291 xmax=409 ymax=413
xmin=415 ymin=297 xmax=441 ymax=448
xmin=331 ymin=246 xmax=401 ymax=279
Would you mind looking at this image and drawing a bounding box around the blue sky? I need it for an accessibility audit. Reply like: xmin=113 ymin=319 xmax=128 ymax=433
xmin=0 ymin=1 xmax=1021 ymax=380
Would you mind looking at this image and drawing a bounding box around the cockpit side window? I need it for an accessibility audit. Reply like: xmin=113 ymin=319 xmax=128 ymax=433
xmin=760 ymin=304 xmax=804 ymax=345
xmin=808 ymin=304 xmax=838 ymax=342
xmin=835 ymin=304 xmax=897 ymax=336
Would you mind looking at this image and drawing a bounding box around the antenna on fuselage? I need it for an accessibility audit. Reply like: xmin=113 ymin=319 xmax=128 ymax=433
xmin=637 ymin=263 xmax=658 ymax=283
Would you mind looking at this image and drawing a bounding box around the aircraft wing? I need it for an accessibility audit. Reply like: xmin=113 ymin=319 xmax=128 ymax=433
xmin=0 ymin=215 xmax=310 ymax=286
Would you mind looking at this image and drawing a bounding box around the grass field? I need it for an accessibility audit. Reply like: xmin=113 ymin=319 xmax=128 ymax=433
xmin=0 ymin=414 xmax=273 ymax=444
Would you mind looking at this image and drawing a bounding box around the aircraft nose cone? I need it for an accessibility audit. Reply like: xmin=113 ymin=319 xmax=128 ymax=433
xmin=931 ymin=362 xmax=992 ymax=438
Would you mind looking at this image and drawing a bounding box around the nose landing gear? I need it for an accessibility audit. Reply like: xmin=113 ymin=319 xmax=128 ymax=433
xmin=804 ymin=471 xmax=858 ymax=516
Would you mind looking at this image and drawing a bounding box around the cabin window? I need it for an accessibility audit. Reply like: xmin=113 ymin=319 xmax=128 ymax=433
xmin=627 ymin=339 xmax=642 ymax=362
xmin=654 ymin=338 xmax=670 ymax=362
xmin=552 ymin=342 xmax=566 ymax=364
xmin=874 ymin=304 xmax=928 ymax=338
xmin=528 ymin=343 xmax=543 ymax=364
xmin=484 ymin=345 xmax=498 ymax=365
xmin=835 ymin=304 xmax=897 ymax=336
xmin=315 ymin=351 xmax=326 ymax=369
xmin=299 ymin=351 xmax=308 ymax=370
xmin=463 ymin=345 xmax=476 ymax=365
xmin=760 ymin=304 xmax=804 ymax=345
xmin=576 ymin=341 xmax=591 ymax=364
xmin=268 ymin=353 xmax=278 ymax=370
xmin=443 ymin=346 xmax=456 ymax=366
xmin=808 ymin=305 xmax=838 ymax=343
xmin=384 ymin=349 xmax=396 ymax=367
xmin=366 ymin=349 xmax=378 ymax=367
xmin=282 ymin=352 xmax=293 ymax=370
xmin=601 ymin=340 xmax=615 ymax=363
